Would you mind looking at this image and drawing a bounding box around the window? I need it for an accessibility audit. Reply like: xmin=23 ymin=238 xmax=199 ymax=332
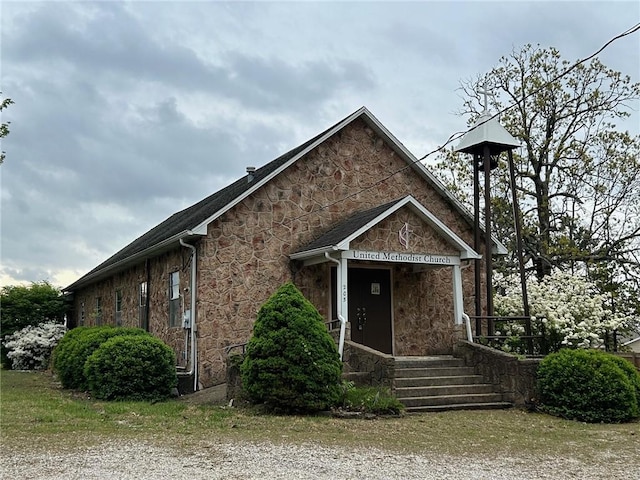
xmin=80 ymin=301 xmax=85 ymax=326
xmin=115 ymin=290 xmax=123 ymax=326
xmin=95 ymin=297 xmax=102 ymax=326
xmin=169 ymin=271 xmax=180 ymax=327
xmin=139 ymin=281 xmax=148 ymax=330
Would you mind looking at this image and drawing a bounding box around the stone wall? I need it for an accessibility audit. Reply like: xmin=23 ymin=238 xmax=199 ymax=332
xmin=341 ymin=340 xmax=395 ymax=389
xmin=454 ymin=341 xmax=541 ymax=407
xmin=72 ymin=248 xmax=193 ymax=369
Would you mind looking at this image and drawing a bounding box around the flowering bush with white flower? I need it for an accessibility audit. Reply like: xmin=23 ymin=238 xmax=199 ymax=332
xmin=3 ymin=321 xmax=67 ymax=370
xmin=494 ymin=271 xmax=630 ymax=353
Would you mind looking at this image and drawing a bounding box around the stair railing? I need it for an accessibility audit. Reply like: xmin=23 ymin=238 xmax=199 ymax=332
xmin=462 ymin=313 xmax=474 ymax=343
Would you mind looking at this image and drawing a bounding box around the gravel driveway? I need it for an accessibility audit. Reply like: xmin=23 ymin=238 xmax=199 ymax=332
xmin=3 ymin=440 xmax=637 ymax=479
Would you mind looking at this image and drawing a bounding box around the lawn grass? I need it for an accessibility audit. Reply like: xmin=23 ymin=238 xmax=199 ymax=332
xmin=2 ymin=369 xmax=638 ymax=461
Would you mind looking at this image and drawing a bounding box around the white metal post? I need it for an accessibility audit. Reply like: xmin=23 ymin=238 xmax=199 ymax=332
xmin=452 ymin=264 xmax=464 ymax=325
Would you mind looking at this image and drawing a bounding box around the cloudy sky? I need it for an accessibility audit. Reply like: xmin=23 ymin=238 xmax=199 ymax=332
xmin=1 ymin=1 xmax=639 ymax=289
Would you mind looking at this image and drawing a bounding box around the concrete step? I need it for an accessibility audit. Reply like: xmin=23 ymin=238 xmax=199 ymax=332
xmin=396 ymin=384 xmax=495 ymax=398
xmin=395 ymin=375 xmax=486 ymax=388
xmin=405 ymin=402 xmax=513 ymax=413
xmin=394 ymin=356 xmax=465 ymax=369
xmin=398 ymin=392 xmax=505 ymax=408
xmin=390 ymin=355 xmax=513 ymax=412
xmin=395 ymin=366 xmax=476 ymax=378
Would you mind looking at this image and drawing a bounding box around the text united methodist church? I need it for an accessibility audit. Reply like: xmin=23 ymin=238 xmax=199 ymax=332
xmin=346 ymin=250 xmax=459 ymax=264
xmin=65 ymin=107 xmax=504 ymax=392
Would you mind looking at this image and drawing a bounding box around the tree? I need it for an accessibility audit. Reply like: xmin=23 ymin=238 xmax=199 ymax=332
xmin=1 ymin=281 xmax=66 ymax=333
xmin=494 ymin=270 xmax=629 ymax=353
xmin=436 ymin=44 xmax=640 ymax=320
xmin=0 ymin=92 xmax=14 ymax=164
xmin=241 ymin=282 xmax=343 ymax=413
xmin=1 ymin=282 xmax=67 ymax=367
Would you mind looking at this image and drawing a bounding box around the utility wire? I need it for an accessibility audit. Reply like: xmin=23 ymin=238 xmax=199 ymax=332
xmin=261 ymin=21 xmax=640 ymax=234
xmin=185 ymin=22 xmax=639 ymax=247
xmin=415 ymin=21 xmax=640 ymax=163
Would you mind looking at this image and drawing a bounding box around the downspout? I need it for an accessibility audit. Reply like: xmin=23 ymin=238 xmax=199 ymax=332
xmin=179 ymin=237 xmax=198 ymax=392
xmin=325 ymin=252 xmax=346 ymax=359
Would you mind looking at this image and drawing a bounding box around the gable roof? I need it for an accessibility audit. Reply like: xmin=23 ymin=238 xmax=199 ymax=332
xmin=290 ymin=195 xmax=481 ymax=262
xmin=66 ymin=106 xmax=505 ymax=291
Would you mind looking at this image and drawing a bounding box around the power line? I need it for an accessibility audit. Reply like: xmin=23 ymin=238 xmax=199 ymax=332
xmin=415 ymin=21 xmax=640 ymax=163
xmin=265 ymin=22 xmax=640 ymax=235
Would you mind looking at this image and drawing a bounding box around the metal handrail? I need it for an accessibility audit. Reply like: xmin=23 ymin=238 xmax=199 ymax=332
xmin=223 ymin=319 xmax=342 ymax=357
xmin=469 ymin=315 xmax=541 ymax=355
xmin=224 ymin=343 xmax=248 ymax=355
xmin=325 ymin=319 xmax=341 ymax=331
xmin=462 ymin=313 xmax=473 ymax=343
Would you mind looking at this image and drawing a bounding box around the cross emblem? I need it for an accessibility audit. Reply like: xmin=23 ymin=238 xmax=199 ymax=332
xmin=477 ymin=77 xmax=495 ymax=113
xmin=399 ymin=223 xmax=413 ymax=250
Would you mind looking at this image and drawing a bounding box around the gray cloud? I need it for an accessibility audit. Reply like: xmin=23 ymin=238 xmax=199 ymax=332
xmin=1 ymin=1 xmax=638 ymax=288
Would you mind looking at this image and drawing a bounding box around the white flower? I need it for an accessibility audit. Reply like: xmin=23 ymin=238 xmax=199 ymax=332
xmin=493 ymin=270 xmax=627 ymax=351
xmin=3 ymin=322 xmax=67 ymax=370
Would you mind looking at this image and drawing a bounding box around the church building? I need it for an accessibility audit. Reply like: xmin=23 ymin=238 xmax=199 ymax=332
xmin=65 ymin=107 xmax=504 ymax=391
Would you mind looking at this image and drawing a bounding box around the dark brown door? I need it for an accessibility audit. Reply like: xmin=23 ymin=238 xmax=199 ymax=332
xmin=349 ymin=268 xmax=392 ymax=354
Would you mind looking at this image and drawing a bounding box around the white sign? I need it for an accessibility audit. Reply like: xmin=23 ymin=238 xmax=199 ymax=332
xmin=344 ymin=250 xmax=459 ymax=265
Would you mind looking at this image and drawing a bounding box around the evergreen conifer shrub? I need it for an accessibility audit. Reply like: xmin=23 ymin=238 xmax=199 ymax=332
xmin=537 ymin=349 xmax=640 ymax=423
xmin=241 ymin=282 xmax=342 ymax=413
xmin=84 ymin=335 xmax=177 ymax=401
xmin=53 ymin=326 xmax=150 ymax=391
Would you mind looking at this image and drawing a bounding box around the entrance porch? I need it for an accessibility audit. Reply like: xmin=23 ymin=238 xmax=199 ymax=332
xmin=291 ymin=195 xmax=482 ymax=358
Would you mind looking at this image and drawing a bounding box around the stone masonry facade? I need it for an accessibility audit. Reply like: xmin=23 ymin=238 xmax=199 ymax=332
xmin=72 ymin=118 xmax=487 ymax=388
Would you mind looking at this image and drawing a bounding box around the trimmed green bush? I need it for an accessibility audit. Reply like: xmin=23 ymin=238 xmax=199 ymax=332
xmin=608 ymin=354 xmax=640 ymax=402
xmin=84 ymin=335 xmax=177 ymax=401
xmin=537 ymin=349 xmax=640 ymax=423
xmin=52 ymin=326 xmax=150 ymax=391
xmin=241 ymin=282 xmax=343 ymax=413
xmin=51 ymin=326 xmax=93 ymax=387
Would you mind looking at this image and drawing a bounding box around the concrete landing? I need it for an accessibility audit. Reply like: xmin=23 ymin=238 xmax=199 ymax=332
xmin=178 ymin=383 xmax=227 ymax=405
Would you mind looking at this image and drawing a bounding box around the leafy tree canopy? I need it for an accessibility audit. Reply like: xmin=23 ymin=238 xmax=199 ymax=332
xmin=1 ymin=282 xmax=66 ymax=335
xmin=1 ymin=92 xmax=13 ymax=164
xmin=436 ymin=44 xmax=640 ymax=323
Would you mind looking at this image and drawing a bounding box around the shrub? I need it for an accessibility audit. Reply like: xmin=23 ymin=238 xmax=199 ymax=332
xmin=1 ymin=282 xmax=66 ymax=368
xmin=494 ymin=271 xmax=630 ymax=353
xmin=2 ymin=322 xmax=67 ymax=370
xmin=84 ymin=335 xmax=177 ymax=401
xmin=52 ymin=326 xmax=150 ymax=391
xmin=51 ymin=326 xmax=91 ymax=380
xmin=608 ymin=354 xmax=640 ymax=402
xmin=241 ymin=282 xmax=343 ymax=413
xmin=537 ymin=349 xmax=640 ymax=423
xmin=338 ymin=382 xmax=404 ymax=415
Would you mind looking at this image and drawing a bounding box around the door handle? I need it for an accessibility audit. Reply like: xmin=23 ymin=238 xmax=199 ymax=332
xmin=356 ymin=307 xmax=367 ymax=330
